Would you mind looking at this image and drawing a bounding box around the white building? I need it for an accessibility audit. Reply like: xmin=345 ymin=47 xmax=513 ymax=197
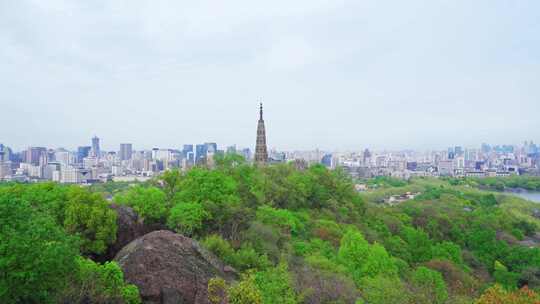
xmin=0 ymin=161 xmax=11 ymax=179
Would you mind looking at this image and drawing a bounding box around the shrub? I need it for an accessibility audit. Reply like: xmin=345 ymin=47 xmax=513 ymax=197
xmin=115 ymin=185 xmax=167 ymax=224
xmin=167 ymin=202 xmax=209 ymax=236
xmin=229 ymin=274 xmax=262 ymax=304
xmin=410 ymin=266 xmax=448 ymax=304
xmin=65 ymin=257 xmax=141 ymax=304
xmin=0 ymin=197 xmax=80 ymax=304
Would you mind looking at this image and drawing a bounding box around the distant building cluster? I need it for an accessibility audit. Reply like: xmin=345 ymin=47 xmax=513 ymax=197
xmin=321 ymin=142 xmax=540 ymax=179
xmin=0 ymin=105 xmax=538 ymax=183
xmin=0 ymin=138 xmax=252 ymax=184
xmin=1 ymin=141 xmax=539 ymax=184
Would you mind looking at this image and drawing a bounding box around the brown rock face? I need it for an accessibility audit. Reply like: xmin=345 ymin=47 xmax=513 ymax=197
xmin=98 ymin=204 xmax=146 ymax=261
xmin=99 ymin=204 xmax=167 ymax=261
xmin=115 ymin=230 xmax=235 ymax=304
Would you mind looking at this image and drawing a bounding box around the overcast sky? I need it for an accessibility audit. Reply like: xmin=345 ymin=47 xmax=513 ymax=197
xmin=1 ymin=0 xmax=539 ymax=152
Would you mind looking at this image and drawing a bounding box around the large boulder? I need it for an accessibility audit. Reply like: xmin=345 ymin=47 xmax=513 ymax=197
xmin=98 ymin=204 xmax=147 ymax=261
xmin=115 ymin=230 xmax=236 ymax=304
xmin=100 ymin=204 xmax=167 ymax=261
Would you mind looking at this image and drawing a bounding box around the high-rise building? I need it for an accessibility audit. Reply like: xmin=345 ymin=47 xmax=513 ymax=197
xmin=77 ymin=146 xmax=91 ymax=163
xmin=25 ymin=147 xmax=47 ymax=165
xmin=254 ymin=103 xmax=268 ymax=164
xmin=0 ymin=144 xmax=10 ymax=161
xmin=205 ymin=143 xmax=218 ymax=154
xmin=241 ymin=148 xmax=252 ymax=161
xmin=54 ymin=149 xmax=71 ymax=166
xmin=91 ymin=136 xmax=101 ymax=158
xmin=119 ymin=143 xmax=133 ymax=161
xmin=195 ymin=144 xmax=207 ymax=165
xmin=183 ymin=145 xmax=194 ymax=163
xmin=321 ymin=154 xmax=333 ymax=168
xmin=183 ymin=144 xmax=194 ymax=155
xmin=0 ymin=160 xmax=11 ymax=179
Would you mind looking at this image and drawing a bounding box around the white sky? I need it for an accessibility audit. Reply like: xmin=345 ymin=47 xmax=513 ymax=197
xmin=1 ymin=0 xmax=539 ymax=151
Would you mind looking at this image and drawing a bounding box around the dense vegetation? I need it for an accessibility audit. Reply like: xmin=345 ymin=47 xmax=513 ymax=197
xmin=3 ymin=155 xmax=540 ymax=303
xmin=446 ymin=176 xmax=540 ymax=191
xmin=0 ymin=183 xmax=140 ymax=304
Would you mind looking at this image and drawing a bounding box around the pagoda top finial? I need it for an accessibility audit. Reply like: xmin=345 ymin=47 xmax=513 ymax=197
xmin=259 ymin=102 xmax=263 ymax=120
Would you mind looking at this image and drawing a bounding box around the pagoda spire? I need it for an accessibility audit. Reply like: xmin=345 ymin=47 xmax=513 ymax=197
xmin=255 ymin=102 xmax=268 ymax=164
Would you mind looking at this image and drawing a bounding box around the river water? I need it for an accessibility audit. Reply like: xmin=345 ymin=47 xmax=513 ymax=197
xmin=506 ymin=189 xmax=540 ymax=203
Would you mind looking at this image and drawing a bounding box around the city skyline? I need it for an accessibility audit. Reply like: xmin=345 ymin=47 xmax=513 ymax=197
xmin=1 ymin=137 xmax=539 ymax=154
xmin=1 ymin=99 xmax=538 ymax=183
xmin=1 ymin=1 xmax=539 ymax=151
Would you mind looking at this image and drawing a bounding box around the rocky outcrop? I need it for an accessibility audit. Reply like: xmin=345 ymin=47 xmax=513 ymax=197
xmin=98 ymin=204 xmax=147 ymax=261
xmin=99 ymin=204 xmax=167 ymax=261
xmin=115 ymin=230 xmax=236 ymax=304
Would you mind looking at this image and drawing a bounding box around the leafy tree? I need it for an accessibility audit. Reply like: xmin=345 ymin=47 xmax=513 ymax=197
xmin=432 ymin=241 xmax=463 ymax=265
xmin=1 ymin=183 xmax=117 ymax=255
xmin=254 ymin=263 xmax=297 ymax=304
xmin=475 ymin=285 xmax=540 ymax=304
xmin=401 ymin=226 xmax=433 ymax=264
xmin=232 ymin=245 xmax=271 ymax=271
xmin=65 ymin=187 xmax=117 ymax=254
xmin=115 ymin=185 xmax=168 ymax=224
xmin=202 ymin=235 xmax=269 ymax=271
xmin=384 ymin=235 xmax=412 ymax=264
xmin=63 ymin=257 xmax=141 ymax=304
xmin=228 ymin=274 xmax=263 ymax=304
xmin=158 ymin=169 xmax=183 ymax=203
xmin=216 ymin=154 xmax=265 ymax=208
xmin=362 ymin=243 xmax=398 ymax=278
xmin=202 ymin=234 xmax=235 ymax=263
xmin=338 ymin=229 xmax=370 ymax=283
xmin=356 ymin=275 xmax=410 ymax=304
xmin=174 ymin=167 xmax=240 ymax=230
xmin=167 ymin=202 xmax=209 ymax=236
xmin=256 ymin=205 xmax=304 ymax=236
xmin=260 ymin=164 xmax=309 ymax=209
xmin=0 ymin=196 xmax=80 ymax=304
xmin=293 ymin=238 xmax=336 ymax=260
xmin=465 ymin=226 xmax=508 ymax=270
xmin=493 ymin=261 xmax=520 ymax=290
xmin=338 ymin=229 xmax=397 ymax=284
xmin=410 ymin=266 xmax=448 ymax=304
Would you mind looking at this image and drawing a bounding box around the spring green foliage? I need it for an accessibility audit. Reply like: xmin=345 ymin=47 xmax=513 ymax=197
xmin=468 ymin=176 xmax=540 ymax=191
xmin=115 ymin=185 xmax=168 ymax=224
xmin=6 ymin=161 xmax=540 ymax=303
xmin=167 ymin=202 xmax=210 ymax=236
xmin=364 ymin=176 xmax=409 ymax=188
xmin=356 ymin=275 xmax=410 ymax=304
xmin=0 ymin=183 xmax=116 ymax=255
xmin=0 ymin=189 xmax=139 ymax=303
xmin=256 ymin=205 xmax=304 ymax=235
xmin=64 ymin=187 xmax=118 ymax=254
xmin=432 ymin=241 xmax=464 ymax=265
xmin=493 ymin=261 xmax=520 ymax=289
xmin=254 ymin=263 xmax=297 ymax=304
xmin=224 ymin=263 xmax=297 ymax=304
xmin=228 ymin=274 xmax=263 ymax=304
xmin=411 ymin=266 xmax=448 ymax=304
xmin=65 ymin=257 xmax=141 ymax=304
xmin=338 ymin=229 xmax=398 ymax=284
xmin=202 ymin=234 xmax=270 ymax=271
xmin=0 ymin=196 xmax=80 ymax=303
xmin=400 ymin=226 xmax=433 ymax=264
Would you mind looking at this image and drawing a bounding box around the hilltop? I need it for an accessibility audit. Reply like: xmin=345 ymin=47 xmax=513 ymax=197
xmin=2 ymin=154 xmax=540 ymax=303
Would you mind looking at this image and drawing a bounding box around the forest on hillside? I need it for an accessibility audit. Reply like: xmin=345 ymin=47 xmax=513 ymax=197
xmin=3 ymin=154 xmax=540 ymax=304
